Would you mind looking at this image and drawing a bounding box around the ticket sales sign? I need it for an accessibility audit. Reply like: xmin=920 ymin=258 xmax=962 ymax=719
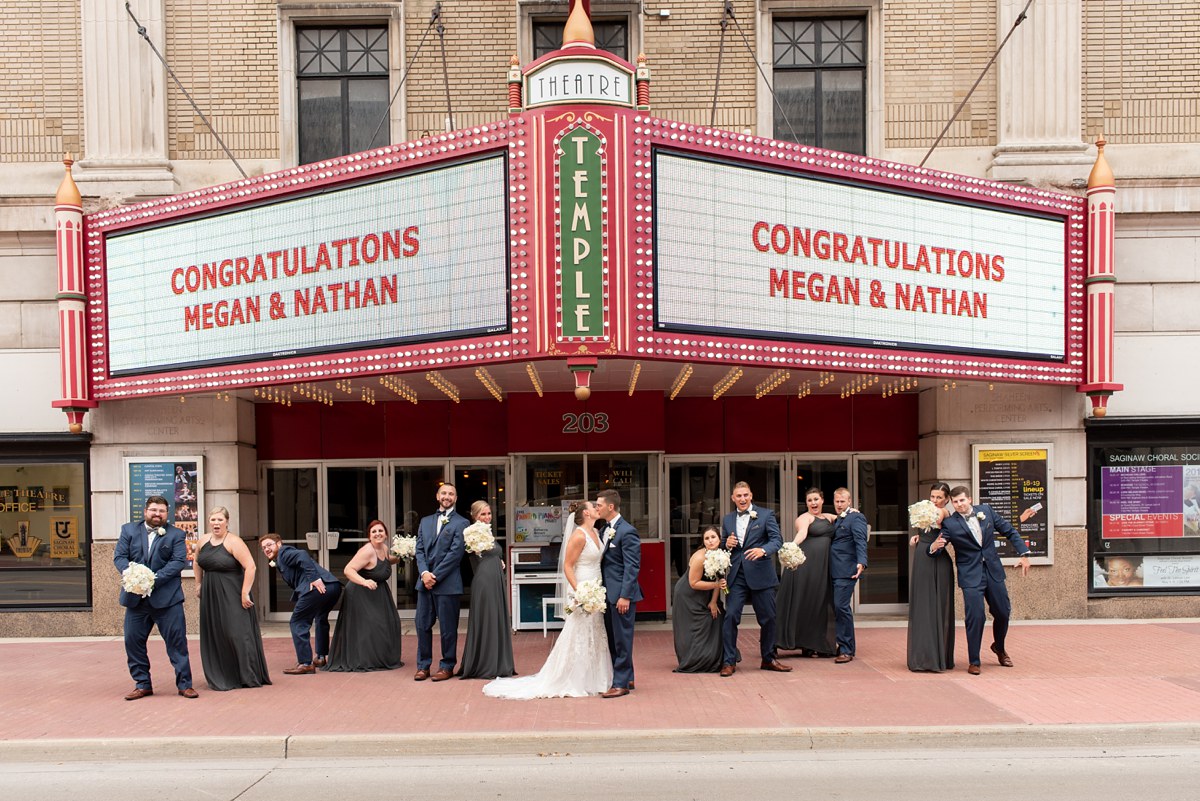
xmin=103 ymin=155 xmax=509 ymax=375
xmin=654 ymin=151 xmax=1068 ymax=361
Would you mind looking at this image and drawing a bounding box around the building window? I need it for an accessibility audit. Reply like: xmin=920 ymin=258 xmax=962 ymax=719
xmin=297 ymin=26 xmax=390 ymax=165
xmin=532 ymin=18 xmax=629 ymax=60
xmin=772 ymin=17 xmax=866 ymax=154
xmin=0 ymin=459 xmax=90 ymax=609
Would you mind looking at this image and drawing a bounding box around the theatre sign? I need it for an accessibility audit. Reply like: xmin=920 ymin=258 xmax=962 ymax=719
xmin=62 ymin=6 xmax=1098 ymax=416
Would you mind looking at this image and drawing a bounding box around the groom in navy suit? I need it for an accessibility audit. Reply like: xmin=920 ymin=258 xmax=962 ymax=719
xmin=720 ymin=482 xmax=792 ymax=676
xmin=597 ymin=489 xmax=642 ymax=698
xmin=830 ymin=487 xmax=869 ymax=663
xmin=414 ymin=483 xmax=467 ymax=682
xmin=930 ymin=486 xmax=1031 ymax=675
xmin=113 ymin=495 xmax=197 ymax=700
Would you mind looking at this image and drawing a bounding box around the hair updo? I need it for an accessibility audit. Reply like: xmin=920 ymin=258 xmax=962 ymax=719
xmin=567 ymin=500 xmax=589 ymax=525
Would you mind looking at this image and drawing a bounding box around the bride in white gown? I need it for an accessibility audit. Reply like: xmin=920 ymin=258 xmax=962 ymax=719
xmin=483 ymin=501 xmax=612 ymax=699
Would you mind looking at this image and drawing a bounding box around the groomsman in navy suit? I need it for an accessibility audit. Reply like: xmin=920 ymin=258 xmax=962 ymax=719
xmin=113 ymin=495 xmax=197 ymax=700
xmin=259 ymin=533 xmax=342 ymax=674
xmin=930 ymin=486 xmax=1031 ymax=675
xmin=830 ymin=488 xmax=869 ymax=663
xmin=597 ymin=489 xmax=642 ymax=698
xmin=720 ymin=481 xmax=792 ymax=676
xmin=414 ymin=483 xmax=466 ymax=682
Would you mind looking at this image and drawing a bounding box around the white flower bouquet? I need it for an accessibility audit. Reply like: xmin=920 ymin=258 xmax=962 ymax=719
xmin=778 ymin=542 xmax=807 ymax=570
xmin=565 ymin=577 xmax=607 ymax=615
xmin=389 ymin=535 xmax=417 ymax=561
xmin=908 ymin=500 xmax=942 ymax=532
xmin=122 ymin=562 xmax=156 ymax=597
xmin=703 ymin=548 xmax=732 ymax=594
xmin=463 ymin=522 xmax=495 ymax=555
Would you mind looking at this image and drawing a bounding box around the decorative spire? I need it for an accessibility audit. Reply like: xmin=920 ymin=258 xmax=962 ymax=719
xmin=1087 ymin=135 xmax=1113 ymax=189
xmin=56 ymin=153 xmax=81 ymax=207
xmin=562 ymin=0 xmax=595 ymax=49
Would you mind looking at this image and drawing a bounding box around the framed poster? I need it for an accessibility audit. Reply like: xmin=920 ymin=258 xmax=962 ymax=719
xmin=972 ymin=444 xmax=1053 ymax=564
xmin=124 ymin=457 xmax=204 ymax=570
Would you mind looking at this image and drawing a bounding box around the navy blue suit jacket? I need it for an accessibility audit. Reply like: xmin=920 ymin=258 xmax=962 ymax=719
xmin=600 ymin=515 xmax=643 ymax=603
xmin=113 ymin=521 xmax=188 ymax=609
xmin=275 ymin=544 xmax=339 ymax=602
xmin=830 ymin=511 xmax=869 ymax=579
xmin=415 ymin=509 xmax=466 ymax=595
xmin=721 ymin=506 xmax=782 ymax=591
xmin=937 ymin=503 xmax=1030 ymax=589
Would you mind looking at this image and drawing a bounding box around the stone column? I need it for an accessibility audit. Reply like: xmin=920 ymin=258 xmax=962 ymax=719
xmin=990 ymin=0 xmax=1091 ymax=184
xmin=76 ymin=0 xmax=175 ymax=195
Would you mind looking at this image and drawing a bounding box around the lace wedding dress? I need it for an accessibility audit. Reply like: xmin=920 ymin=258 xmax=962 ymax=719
xmin=483 ymin=531 xmax=612 ymax=699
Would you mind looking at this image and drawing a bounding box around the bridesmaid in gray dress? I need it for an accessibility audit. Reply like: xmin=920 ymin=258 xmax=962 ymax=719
xmin=327 ymin=519 xmax=403 ymax=672
xmin=672 ymin=526 xmax=727 ymax=673
xmin=459 ymin=501 xmax=516 ymax=679
xmin=777 ymin=488 xmax=837 ymax=657
xmin=907 ymin=483 xmax=955 ymax=672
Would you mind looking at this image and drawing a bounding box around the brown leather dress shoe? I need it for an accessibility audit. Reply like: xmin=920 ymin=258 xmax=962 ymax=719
xmin=283 ymin=664 xmax=316 ymax=675
xmin=719 ymin=664 xmax=736 ymax=677
xmin=628 ymin=681 xmax=635 ymax=690
xmin=312 ymin=656 xmax=328 ymax=668
xmin=178 ymin=687 xmax=199 ymax=698
xmin=414 ymin=669 xmax=430 ymax=681
xmin=834 ymin=653 xmax=854 ymax=664
xmin=990 ymin=643 xmax=1013 ymax=667
xmin=430 ymin=668 xmax=453 ymax=682
xmin=967 ymin=664 xmax=982 ymax=675
xmin=124 ymin=687 xmax=153 ymax=701
xmin=601 ymin=687 xmax=630 ymax=698
xmin=760 ymin=659 xmax=793 ymax=672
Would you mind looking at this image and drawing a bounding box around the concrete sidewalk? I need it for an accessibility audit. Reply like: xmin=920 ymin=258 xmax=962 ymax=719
xmin=2 ymin=619 xmax=1199 ymax=760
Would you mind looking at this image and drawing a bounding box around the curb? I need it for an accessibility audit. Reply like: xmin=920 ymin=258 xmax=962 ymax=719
xmin=3 ymin=723 xmax=1198 ymax=763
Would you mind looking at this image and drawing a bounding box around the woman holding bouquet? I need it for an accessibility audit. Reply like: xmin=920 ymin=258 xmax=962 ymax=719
xmin=776 ymin=487 xmax=838 ymax=658
xmin=907 ymin=482 xmax=955 ymax=672
xmin=671 ymin=526 xmax=726 ymax=673
xmin=483 ymin=501 xmax=611 ymax=699
xmin=459 ymin=501 xmax=516 ymax=679
xmin=194 ymin=507 xmax=271 ymax=691
xmin=327 ymin=519 xmax=403 ymax=672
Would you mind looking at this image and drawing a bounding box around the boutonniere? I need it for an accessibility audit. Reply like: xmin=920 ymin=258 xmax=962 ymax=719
xmin=839 ymin=510 xmax=848 ymax=519
xmin=748 ymin=510 xmax=758 ymax=520
xmin=155 ymin=527 xmax=165 ymax=536
xmin=268 ymin=560 xmax=276 ymax=568
xmin=976 ymin=512 xmax=986 ymax=521
xmin=438 ymin=514 xmax=450 ymax=526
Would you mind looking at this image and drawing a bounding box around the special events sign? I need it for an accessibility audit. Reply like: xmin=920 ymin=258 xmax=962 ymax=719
xmin=104 ymin=155 xmax=509 ymax=375
xmin=653 ymin=152 xmax=1067 ymax=360
xmin=1100 ymin=456 xmax=1200 ymax=540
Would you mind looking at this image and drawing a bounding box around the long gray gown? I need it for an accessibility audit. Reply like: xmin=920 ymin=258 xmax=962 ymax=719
xmin=671 ymin=570 xmax=724 ymax=673
xmin=459 ymin=549 xmax=516 ymax=679
xmin=907 ymin=528 xmax=956 ymax=672
xmin=327 ymin=559 xmax=403 ymax=672
xmin=776 ymin=517 xmax=836 ymax=655
xmin=197 ymin=542 xmax=271 ymax=691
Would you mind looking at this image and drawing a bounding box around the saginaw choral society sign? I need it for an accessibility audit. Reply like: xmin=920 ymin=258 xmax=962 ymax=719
xmin=654 ymin=152 xmax=1067 ymax=360
xmin=104 ymin=155 xmax=509 ymax=375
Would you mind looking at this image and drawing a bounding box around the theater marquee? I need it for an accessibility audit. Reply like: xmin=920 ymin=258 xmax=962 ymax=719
xmin=103 ymin=155 xmax=509 ymax=375
xmin=654 ymin=151 xmax=1067 ymax=361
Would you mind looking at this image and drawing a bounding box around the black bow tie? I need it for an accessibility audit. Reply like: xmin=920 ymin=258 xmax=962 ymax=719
xmin=737 ymin=510 xmax=750 ymax=517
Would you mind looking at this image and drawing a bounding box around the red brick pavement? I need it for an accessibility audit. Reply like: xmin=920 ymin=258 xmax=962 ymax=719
xmin=2 ymin=621 xmax=1198 ymax=743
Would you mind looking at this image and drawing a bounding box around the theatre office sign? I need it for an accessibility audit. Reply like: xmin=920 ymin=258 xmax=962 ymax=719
xmin=62 ymin=42 xmax=1099 ymax=442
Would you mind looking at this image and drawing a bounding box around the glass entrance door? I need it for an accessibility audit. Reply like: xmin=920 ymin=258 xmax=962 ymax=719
xmin=854 ymin=455 xmax=915 ymax=612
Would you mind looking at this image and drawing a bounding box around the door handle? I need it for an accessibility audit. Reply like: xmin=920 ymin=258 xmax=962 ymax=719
xmin=326 ymin=531 xmax=340 ymax=549
xmin=304 ymin=531 xmax=321 ymax=550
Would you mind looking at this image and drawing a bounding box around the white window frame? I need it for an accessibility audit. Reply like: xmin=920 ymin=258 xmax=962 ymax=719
xmin=278 ymin=3 xmax=406 ymax=168
xmin=757 ymin=1 xmax=882 ymax=156
xmin=517 ymin=1 xmax=643 ymax=65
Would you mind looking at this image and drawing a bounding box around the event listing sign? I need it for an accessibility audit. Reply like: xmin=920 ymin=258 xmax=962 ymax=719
xmin=974 ymin=445 xmax=1050 ymax=560
xmin=103 ymin=155 xmax=509 ymax=375
xmin=653 ymin=152 xmax=1067 ymax=360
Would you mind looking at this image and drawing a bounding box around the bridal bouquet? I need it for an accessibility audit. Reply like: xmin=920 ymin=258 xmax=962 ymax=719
xmin=463 ymin=522 xmax=495 ymax=555
xmin=566 ymin=578 xmax=607 ymax=615
xmin=703 ymin=548 xmax=732 ymax=594
xmin=389 ymin=535 xmax=417 ymax=561
xmin=778 ymin=542 xmax=807 ymax=570
xmin=121 ymin=562 xmax=156 ymax=597
xmin=908 ymin=500 xmax=942 ymax=532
